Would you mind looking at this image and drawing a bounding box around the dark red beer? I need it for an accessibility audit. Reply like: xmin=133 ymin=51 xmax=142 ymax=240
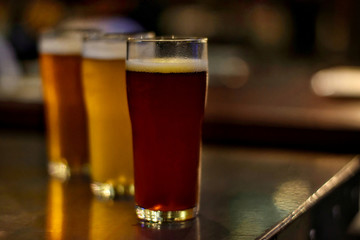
xmin=126 ymin=65 xmax=207 ymax=212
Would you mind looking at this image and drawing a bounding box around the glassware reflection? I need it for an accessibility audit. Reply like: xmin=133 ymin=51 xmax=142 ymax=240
xmin=46 ymin=177 xmax=91 ymax=240
xmin=46 ymin=177 xmax=225 ymax=239
xmin=135 ymin=218 xmax=200 ymax=240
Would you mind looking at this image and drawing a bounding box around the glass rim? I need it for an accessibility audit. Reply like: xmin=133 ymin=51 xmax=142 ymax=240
xmin=84 ymin=31 xmax=155 ymax=42
xmin=127 ymin=36 xmax=207 ymax=43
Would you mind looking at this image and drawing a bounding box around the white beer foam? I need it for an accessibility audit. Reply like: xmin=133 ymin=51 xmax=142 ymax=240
xmin=126 ymin=58 xmax=208 ymax=73
xmin=39 ymin=35 xmax=82 ymax=55
xmin=83 ymin=40 xmax=126 ymax=60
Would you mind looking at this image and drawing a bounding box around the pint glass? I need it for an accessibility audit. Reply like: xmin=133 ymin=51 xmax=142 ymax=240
xmin=82 ymin=32 xmax=155 ymax=198
xmin=126 ymin=37 xmax=208 ymax=222
xmin=39 ymin=29 xmax=93 ymax=180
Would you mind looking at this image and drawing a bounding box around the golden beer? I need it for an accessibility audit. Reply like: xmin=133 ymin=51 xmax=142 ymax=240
xmin=82 ymin=58 xmax=133 ymax=197
xmin=82 ymin=33 xmax=154 ymax=198
xmin=39 ymin=30 xmax=90 ymax=179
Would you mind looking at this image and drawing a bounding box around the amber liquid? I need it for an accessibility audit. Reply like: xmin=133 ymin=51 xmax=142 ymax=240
xmin=82 ymin=58 xmax=133 ymax=189
xmin=126 ymin=70 xmax=207 ymax=211
xmin=46 ymin=178 xmax=91 ymax=240
xmin=40 ymin=54 xmax=88 ymax=173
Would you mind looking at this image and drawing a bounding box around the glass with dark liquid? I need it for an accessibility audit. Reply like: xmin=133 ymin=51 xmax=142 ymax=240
xmin=126 ymin=37 xmax=208 ymax=223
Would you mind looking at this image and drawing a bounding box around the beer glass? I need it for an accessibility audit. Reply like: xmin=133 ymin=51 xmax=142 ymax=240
xmin=126 ymin=37 xmax=208 ymax=222
xmin=39 ymin=29 xmax=95 ymax=180
xmin=82 ymin=32 xmax=155 ymax=199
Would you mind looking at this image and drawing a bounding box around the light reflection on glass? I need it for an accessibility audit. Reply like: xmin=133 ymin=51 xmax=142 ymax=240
xmin=272 ymin=179 xmax=310 ymax=214
xmin=48 ymin=161 xmax=70 ymax=181
xmin=90 ymin=182 xmax=115 ymax=199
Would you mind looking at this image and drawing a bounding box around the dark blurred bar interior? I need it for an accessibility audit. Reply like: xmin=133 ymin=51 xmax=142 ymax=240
xmin=2 ymin=0 xmax=360 ymax=153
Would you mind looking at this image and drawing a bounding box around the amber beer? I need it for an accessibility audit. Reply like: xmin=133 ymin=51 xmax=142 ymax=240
xmin=82 ymin=33 xmax=154 ymax=198
xmin=39 ymin=30 xmax=89 ymax=179
xmin=126 ymin=38 xmax=208 ymax=222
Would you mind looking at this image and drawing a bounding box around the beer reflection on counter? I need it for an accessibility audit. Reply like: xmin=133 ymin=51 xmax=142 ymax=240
xmin=136 ymin=216 xmax=232 ymax=240
xmin=46 ymin=176 xmax=138 ymax=239
xmin=45 ymin=175 xmax=230 ymax=239
xmin=46 ymin=177 xmax=91 ymax=240
xmin=89 ymin=196 xmax=136 ymax=239
xmin=135 ymin=218 xmax=200 ymax=240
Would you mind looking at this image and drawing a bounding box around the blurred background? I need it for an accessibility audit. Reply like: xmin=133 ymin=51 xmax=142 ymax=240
xmin=1 ymin=0 xmax=360 ymax=153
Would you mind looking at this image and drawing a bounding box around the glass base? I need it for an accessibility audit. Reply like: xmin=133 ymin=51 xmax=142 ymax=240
xmin=91 ymin=181 xmax=134 ymax=200
xmin=48 ymin=161 xmax=89 ymax=181
xmin=48 ymin=161 xmax=71 ymax=181
xmin=135 ymin=205 xmax=198 ymax=223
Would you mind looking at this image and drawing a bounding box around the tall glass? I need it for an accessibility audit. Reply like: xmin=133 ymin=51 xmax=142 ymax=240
xmin=39 ymin=29 xmax=95 ymax=180
xmin=82 ymin=32 xmax=155 ymax=199
xmin=126 ymin=37 xmax=208 ymax=222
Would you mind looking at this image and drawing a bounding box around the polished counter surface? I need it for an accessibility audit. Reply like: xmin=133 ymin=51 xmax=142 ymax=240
xmin=0 ymin=130 xmax=358 ymax=239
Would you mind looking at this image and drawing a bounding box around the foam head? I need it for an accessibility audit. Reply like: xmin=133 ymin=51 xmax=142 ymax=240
xmin=39 ymin=30 xmax=86 ymax=55
xmin=126 ymin=58 xmax=208 ymax=73
xmin=126 ymin=37 xmax=208 ymax=73
xmin=83 ymin=38 xmax=127 ymax=60
xmin=83 ymin=32 xmax=155 ymax=60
